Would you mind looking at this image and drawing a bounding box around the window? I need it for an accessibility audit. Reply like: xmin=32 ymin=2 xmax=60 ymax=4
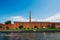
xmin=51 ymin=24 xmax=55 ymax=28
xmin=6 ymin=26 xmax=9 ymax=30
xmin=19 ymin=25 xmax=23 ymax=29
xmin=47 ymin=24 xmax=55 ymax=28
xmin=47 ymin=25 xmax=51 ymax=28
xmin=34 ymin=25 xmax=38 ymax=28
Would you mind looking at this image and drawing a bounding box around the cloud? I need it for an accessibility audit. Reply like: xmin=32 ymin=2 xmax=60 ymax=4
xmin=6 ymin=16 xmax=37 ymax=22
xmin=40 ymin=13 xmax=60 ymax=22
xmin=6 ymin=13 xmax=60 ymax=23
xmin=7 ymin=16 xmax=29 ymax=22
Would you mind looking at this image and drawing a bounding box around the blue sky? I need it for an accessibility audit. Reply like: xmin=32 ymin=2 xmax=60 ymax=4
xmin=0 ymin=0 xmax=60 ymax=23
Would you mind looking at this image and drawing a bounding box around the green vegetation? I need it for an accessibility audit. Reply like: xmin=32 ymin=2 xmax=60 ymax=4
xmin=0 ymin=26 xmax=2 ymax=29
xmin=1 ymin=26 xmax=60 ymax=31
xmin=0 ymin=26 xmax=2 ymax=30
xmin=5 ymin=20 xmax=11 ymax=24
xmin=13 ymin=27 xmax=60 ymax=31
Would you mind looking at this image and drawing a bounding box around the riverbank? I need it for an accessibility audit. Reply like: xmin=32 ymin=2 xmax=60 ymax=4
xmin=0 ymin=28 xmax=60 ymax=33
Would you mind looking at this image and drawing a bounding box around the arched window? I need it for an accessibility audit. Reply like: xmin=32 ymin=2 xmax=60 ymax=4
xmin=47 ymin=25 xmax=51 ymax=28
xmin=19 ymin=25 xmax=23 ymax=29
xmin=34 ymin=25 xmax=38 ymax=28
xmin=47 ymin=24 xmax=55 ymax=28
xmin=51 ymin=24 xmax=55 ymax=28
xmin=41 ymin=24 xmax=44 ymax=28
xmin=6 ymin=26 xmax=9 ymax=30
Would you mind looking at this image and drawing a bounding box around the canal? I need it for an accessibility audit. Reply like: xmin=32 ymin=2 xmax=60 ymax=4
xmin=0 ymin=32 xmax=60 ymax=40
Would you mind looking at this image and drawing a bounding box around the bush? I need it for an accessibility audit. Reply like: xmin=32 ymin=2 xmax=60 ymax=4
xmin=0 ymin=26 xmax=2 ymax=29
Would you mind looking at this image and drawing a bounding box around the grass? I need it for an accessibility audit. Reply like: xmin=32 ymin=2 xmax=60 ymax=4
xmin=1 ymin=28 xmax=60 ymax=32
xmin=15 ymin=28 xmax=60 ymax=31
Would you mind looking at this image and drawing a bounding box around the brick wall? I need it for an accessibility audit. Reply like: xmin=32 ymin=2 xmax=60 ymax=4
xmin=0 ymin=22 xmax=60 ymax=30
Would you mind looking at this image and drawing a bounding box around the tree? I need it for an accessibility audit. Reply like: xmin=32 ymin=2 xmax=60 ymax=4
xmin=5 ymin=20 xmax=11 ymax=24
xmin=0 ymin=26 xmax=2 ymax=29
xmin=0 ymin=26 xmax=2 ymax=30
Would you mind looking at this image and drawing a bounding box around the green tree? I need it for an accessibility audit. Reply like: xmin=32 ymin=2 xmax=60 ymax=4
xmin=0 ymin=26 xmax=2 ymax=28
xmin=0 ymin=26 xmax=2 ymax=30
xmin=5 ymin=20 xmax=11 ymax=24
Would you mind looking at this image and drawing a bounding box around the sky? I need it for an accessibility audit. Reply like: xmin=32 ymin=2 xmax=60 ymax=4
xmin=0 ymin=0 xmax=60 ymax=23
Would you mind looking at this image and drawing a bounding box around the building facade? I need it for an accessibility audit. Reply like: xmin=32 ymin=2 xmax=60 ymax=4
xmin=0 ymin=12 xmax=60 ymax=30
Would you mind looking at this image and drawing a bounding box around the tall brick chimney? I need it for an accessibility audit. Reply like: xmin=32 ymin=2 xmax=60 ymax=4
xmin=29 ymin=11 xmax=32 ymax=22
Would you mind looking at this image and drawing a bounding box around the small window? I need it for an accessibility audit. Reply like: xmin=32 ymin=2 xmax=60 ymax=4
xmin=6 ymin=26 xmax=9 ymax=30
xmin=34 ymin=25 xmax=38 ymax=28
xmin=47 ymin=24 xmax=55 ymax=28
xmin=19 ymin=25 xmax=23 ymax=29
xmin=47 ymin=25 xmax=51 ymax=28
xmin=51 ymin=24 xmax=55 ymax=28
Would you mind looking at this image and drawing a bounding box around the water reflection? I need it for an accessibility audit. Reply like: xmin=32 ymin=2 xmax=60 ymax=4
xmin=0 ymin=32 xmax=60 ymax=40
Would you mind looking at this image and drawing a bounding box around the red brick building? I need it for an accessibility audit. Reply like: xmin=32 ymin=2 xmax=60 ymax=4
xmin=0 ymin=12 xmax=60 ymax=30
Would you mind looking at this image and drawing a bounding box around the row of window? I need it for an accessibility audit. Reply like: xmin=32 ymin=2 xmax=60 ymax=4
xmin=0 ymin=24 xmax=55 ymax=30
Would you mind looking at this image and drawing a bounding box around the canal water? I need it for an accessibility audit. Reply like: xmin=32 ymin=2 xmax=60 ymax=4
xmin=0 ymin=32 xmax=60 ymax=40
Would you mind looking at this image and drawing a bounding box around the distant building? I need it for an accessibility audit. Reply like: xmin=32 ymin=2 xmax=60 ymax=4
xmin=0 ymin=11 xmax=60 ymax=30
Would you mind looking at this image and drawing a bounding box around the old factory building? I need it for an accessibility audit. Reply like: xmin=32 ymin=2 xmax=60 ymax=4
xmin=0 ymin=12 xmax=60 ymax=30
